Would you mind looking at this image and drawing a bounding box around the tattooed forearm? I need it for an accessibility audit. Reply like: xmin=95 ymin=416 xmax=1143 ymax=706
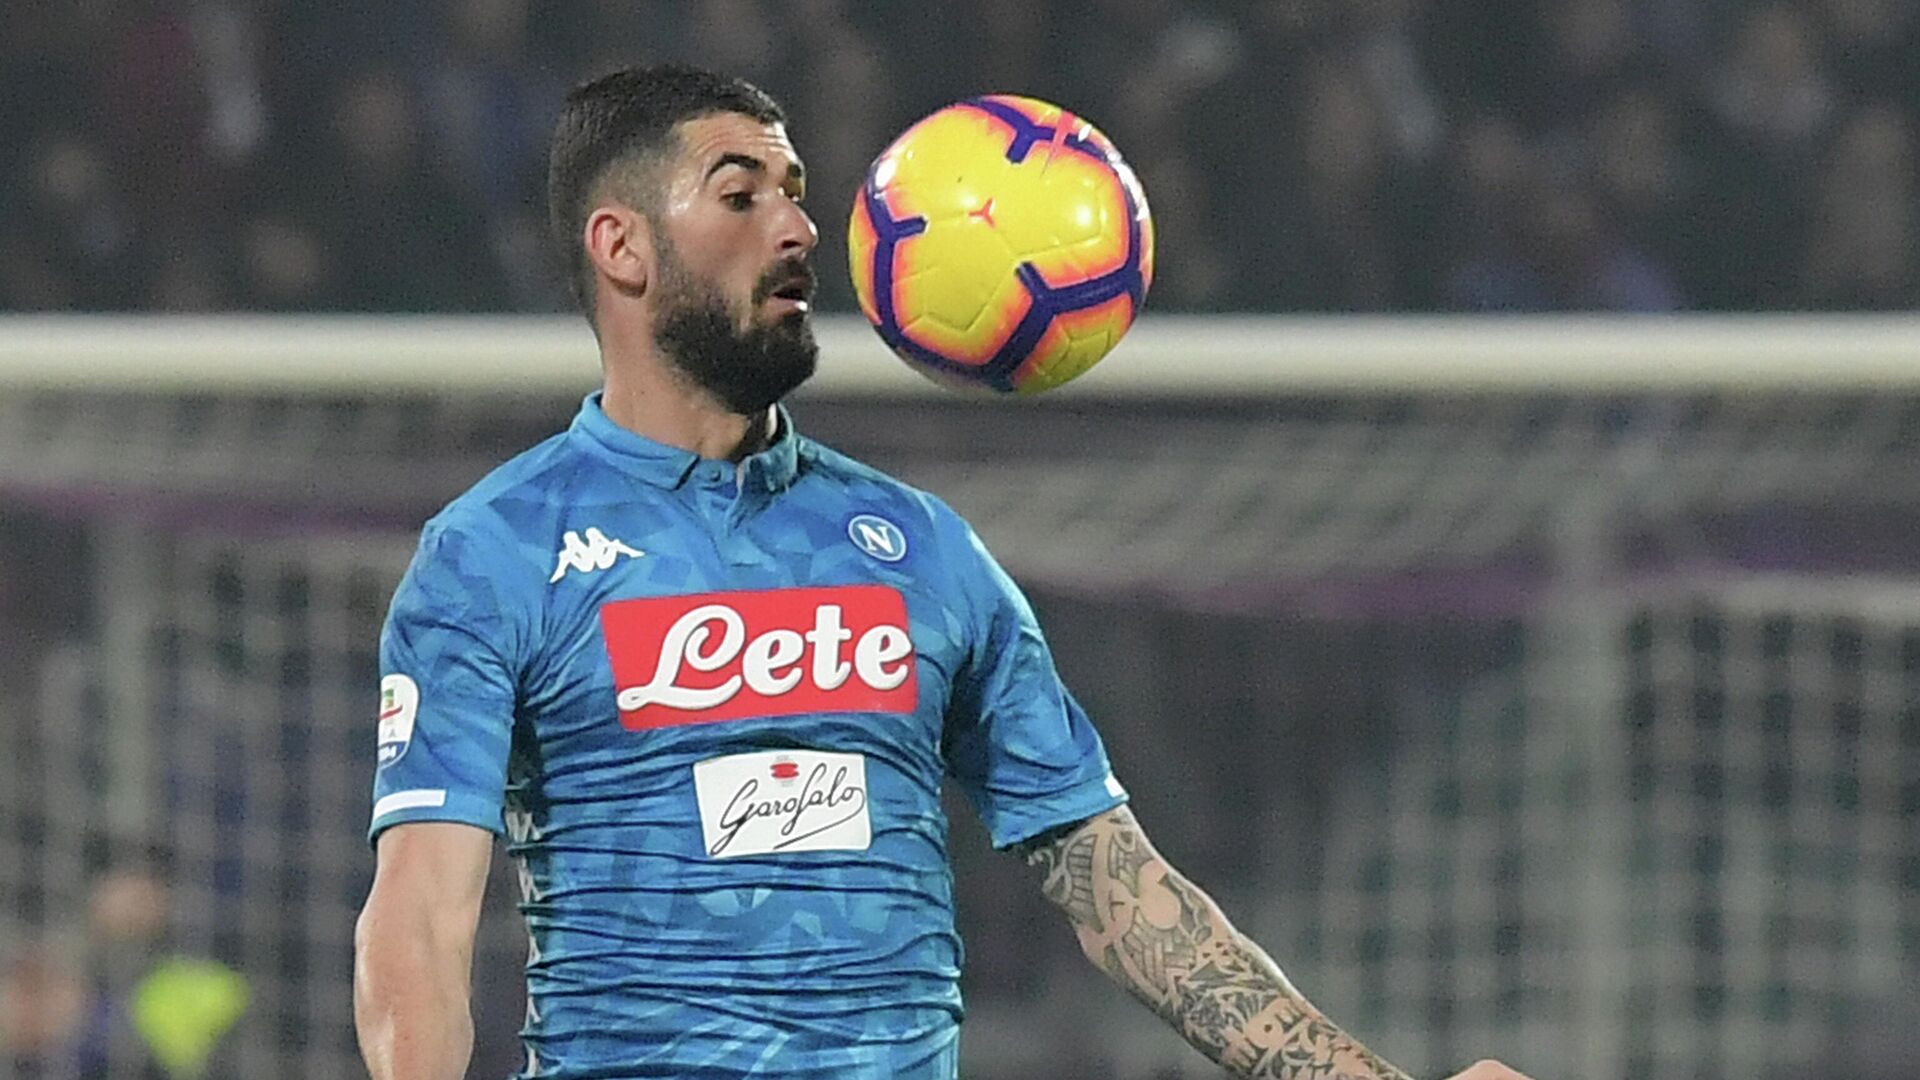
xmin=1031 ymin=829 xmax=1103 ymax=932
xmin=1023 ymin=808 xmax=1412 ymax=1080
xmin=1106 ymin=821 xmax=1152 ymax=892
xmin=1116 ymin=866 xmax=1211 ymax=991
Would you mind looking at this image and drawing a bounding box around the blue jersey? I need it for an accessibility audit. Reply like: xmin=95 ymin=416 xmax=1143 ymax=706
xmin=370 ymin=393 xmax=1126 ymax=1079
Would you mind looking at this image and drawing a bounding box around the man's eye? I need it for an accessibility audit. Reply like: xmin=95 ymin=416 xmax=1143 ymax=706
xmin=723 ymin=192 xmax=753 ymax=210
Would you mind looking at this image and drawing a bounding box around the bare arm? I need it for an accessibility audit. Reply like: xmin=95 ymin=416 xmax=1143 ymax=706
xmin=354 ymin=822 xmax=494 ymax=1080
xmin=1024 ymin=806 xmax=1411 ymax=1079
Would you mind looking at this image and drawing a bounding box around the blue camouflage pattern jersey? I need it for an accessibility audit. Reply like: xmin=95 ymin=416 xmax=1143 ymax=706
xmin=370 ymin=393 xmax=1127 ymax=1079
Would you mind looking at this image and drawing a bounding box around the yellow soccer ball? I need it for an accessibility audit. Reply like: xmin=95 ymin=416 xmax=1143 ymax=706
xmin=849 ymin=96 xmax=1154 ymax=394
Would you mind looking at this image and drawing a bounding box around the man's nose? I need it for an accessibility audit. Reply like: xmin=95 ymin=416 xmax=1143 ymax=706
xmin=775 ymin=198 xmax=818 ymax=258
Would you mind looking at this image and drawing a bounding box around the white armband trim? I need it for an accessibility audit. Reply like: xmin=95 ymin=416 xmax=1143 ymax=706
xmin=372 ymin=789 xmax=449 ymax=820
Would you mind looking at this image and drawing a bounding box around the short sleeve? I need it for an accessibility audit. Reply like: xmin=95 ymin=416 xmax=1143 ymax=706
xmin=369 ymin=521 xmax=524 ymax=843
xmin=942 ymin=519 xmax=1127 ymax=849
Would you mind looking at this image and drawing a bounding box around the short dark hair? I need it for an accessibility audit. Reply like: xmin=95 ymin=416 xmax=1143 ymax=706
xmin=547 ymin=64 xmax=786 ymax=312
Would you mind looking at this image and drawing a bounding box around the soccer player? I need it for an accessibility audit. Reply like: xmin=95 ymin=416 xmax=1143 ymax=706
xmin=352 ymin=64 xmax=1531 ymax=1080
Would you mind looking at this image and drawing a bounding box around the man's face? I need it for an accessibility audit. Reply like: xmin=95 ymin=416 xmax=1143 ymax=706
xmin=649 ymin=112 xmax=820 ymax=415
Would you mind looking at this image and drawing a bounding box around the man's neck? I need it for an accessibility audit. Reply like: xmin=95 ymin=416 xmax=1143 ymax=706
xmin=600 ymin=367 xmax=778 ymax=464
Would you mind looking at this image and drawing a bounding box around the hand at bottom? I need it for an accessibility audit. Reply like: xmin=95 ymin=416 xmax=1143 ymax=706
xmin=1443 ymin=1060 xmax=1532 ymax=1080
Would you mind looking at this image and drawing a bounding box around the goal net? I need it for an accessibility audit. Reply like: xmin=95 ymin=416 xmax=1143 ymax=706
xmin=0 ymin=316 xmax=1915 ymax=1080
xmin=1299 ymin=580 xmax=1919 ymax=1080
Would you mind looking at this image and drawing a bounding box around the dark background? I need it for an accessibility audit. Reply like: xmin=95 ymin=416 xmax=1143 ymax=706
xmin=5 ymin=0 xmax=1918 ymax=317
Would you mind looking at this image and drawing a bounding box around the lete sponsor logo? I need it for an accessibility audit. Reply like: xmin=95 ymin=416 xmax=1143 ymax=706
xmin=598 ymin=586 xmax=917 ymax=730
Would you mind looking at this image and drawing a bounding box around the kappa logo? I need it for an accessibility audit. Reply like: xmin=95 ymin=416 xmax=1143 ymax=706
xmin=847 ymin=514 xmax=907 ymax=563
xmin=550 ymin=527 xmax=644 ymax=584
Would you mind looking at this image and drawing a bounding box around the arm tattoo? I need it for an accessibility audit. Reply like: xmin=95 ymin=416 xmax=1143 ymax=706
xmin=1107 ymin=823 xmax=1152 ymax=893
xmin=1025 ymin=809 xmax=1412 ymax=1080
xmin=1030 ymin=829 xmax=1103 ymax=932
xmin=1115 ymin=868 xmax=1210 ymax=991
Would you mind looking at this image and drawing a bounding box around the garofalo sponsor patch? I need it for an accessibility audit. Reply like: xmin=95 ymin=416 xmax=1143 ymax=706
xmin=692 ymin=749 xmax=871 ymax=858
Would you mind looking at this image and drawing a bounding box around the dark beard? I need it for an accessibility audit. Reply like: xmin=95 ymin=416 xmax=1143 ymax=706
xmin=654 ymin=262 xmax=818 ymax=415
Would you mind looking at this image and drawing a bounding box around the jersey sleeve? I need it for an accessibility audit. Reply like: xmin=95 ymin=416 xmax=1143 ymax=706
xmin=369 ymin=519 xmax=526 ymax=843
xmin=941 ymin=516 xmax=1127 ymax=849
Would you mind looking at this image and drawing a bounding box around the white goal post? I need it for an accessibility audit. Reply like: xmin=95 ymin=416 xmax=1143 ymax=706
xmin=1 ymin=313 xmax=1919 ymax=396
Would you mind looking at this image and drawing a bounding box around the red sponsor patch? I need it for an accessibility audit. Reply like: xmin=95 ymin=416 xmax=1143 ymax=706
xmin=599 ymin=586 xmax=918 ymax=730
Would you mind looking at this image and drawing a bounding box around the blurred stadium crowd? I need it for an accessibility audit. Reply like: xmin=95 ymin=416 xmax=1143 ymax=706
xmin=4 ymin=0 xmax=1919 ymax=317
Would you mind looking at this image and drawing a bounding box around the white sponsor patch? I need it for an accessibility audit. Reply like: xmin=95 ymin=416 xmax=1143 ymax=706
xmin=377 ymin=674 xmax=420 ymax=767
xmin=692 ymin=750 xmax=871 ymax=859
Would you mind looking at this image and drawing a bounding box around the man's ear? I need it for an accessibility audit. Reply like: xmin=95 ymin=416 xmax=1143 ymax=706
xmin=583 ymin=204 xmax=654 ymax=300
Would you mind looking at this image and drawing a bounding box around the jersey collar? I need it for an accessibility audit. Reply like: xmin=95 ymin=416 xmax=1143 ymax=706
xmin=569 ymin=392 xmax=802 ymax=492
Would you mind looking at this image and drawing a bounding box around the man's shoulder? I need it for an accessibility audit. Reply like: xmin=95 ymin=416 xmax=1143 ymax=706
xmin=417 ymin=430 xmax=600 ymax=566
xmin=436 ymin=427 xmax=608 ymax=528
xmin=797 ymin=438 xmax=965 ymax=527
xmin=793 ymin=437 xmax=991 ymax=582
